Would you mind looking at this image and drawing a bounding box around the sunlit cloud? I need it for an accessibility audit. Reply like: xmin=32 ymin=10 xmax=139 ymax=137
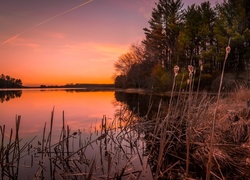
xmin=6 ymin=37 xmax=40 ymax=48
xmin=89 ymin=43 xmax=129 ymax=56
xmin=89 ymin=57 xmax=114 ymax=63
xmin=52 ymin=32 xmax=65 ymax=39
xmin=39 ymin=31 xmax=66 ymax=39
xmin=59 ymin=42 xmax=129 ymax=58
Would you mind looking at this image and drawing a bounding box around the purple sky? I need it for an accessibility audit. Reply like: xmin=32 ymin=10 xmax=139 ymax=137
xmin=0 ymin=0 xmax=223 ymax=86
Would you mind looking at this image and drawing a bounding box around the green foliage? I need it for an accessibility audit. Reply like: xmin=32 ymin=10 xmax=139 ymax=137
xmin=200 ymin=73 xmax=213 ymax=90
xmin=114 ymin=0 xmax=250 ymax=91
xmin=143 ymin=0 xmax=183 ymax=69
xmin=151 ymin=64 xmax=170 ymax=91
xmin=175 ymin=72 xmax=188 ymax=90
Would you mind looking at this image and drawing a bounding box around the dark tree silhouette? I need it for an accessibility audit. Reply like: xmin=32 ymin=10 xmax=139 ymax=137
xmin=0 ymin=74 xmax=23 ymax=88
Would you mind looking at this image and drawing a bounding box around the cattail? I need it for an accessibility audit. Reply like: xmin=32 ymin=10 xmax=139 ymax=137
xmin=199 ymin=60 xmax=203 ymax=71
xmin=226 ymin=46 xmax=231 ymax=54
xmin=174 ymin=65 xmax=179 ymax=77
xmin=188 ymin=65 xmax=194 ymax=74
xmin=188 ymin=65 xmax=194 ymax=78
xmin=199 ymin=60 xmax=203 ymax=66
xmin=200 ymin=65 xmax=203 ymax=71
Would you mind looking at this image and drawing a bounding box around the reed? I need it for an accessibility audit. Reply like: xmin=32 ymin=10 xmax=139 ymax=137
xmin=206 ymin=38 xmax=231 ymax=180
xmin=141 ymin=41 xmax=250 ymax=179
xmin=1 ymin=72 xmax=250 ymax=179
xmin=0 ymin=125 xmax=5 ymax=179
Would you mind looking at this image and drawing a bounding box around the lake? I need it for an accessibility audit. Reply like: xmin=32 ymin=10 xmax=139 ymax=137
xmin=0 ymin=89 xmax=116 ymax=139
xmin=0 ymin=88 xmax=153 ymax=179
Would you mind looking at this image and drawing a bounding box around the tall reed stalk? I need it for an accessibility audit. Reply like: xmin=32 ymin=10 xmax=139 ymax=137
xmin=206 ymin=38 xmax=231 ymax=180
xmin=185 ymin=65 xmax=195 ymax=177
xmin=195 ymin=60 xmax=203 ymax=102
xmin=0 ymin=125 xmax=5 ymax=179
xmin=154 ymin=65 xmax=179 ymax=179
xmin=13 ymin=115 xmax=21 ymax=179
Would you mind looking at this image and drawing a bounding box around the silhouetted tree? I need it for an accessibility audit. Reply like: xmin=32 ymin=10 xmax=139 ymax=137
xmin=0 ymin=74 xmax=23 ymax=88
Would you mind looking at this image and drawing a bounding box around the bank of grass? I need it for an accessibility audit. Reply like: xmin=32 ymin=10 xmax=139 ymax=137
xmin=145 ymin=87 xmax=250 ymax=179
xmin=144 ymin=42 xmax=250 ymax=179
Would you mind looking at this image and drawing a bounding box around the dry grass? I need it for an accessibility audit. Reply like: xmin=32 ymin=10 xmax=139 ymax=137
xmin=142 ymin=87 xmax=250 ymax=179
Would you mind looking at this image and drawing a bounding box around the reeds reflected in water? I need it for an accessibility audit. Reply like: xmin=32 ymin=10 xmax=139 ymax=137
xmin=0 ymin=106 xmax=152 ymax=179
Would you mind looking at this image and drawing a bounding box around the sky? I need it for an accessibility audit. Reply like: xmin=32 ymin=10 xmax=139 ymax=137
xmin=0 ymin=0 xmax=222 ymax=86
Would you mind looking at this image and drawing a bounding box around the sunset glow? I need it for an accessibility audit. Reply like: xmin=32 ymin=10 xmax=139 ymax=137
xmin=0 ymin=90 xmax=116 ymax=138
xmin=0 ymin=0 xmax=221 ymax=86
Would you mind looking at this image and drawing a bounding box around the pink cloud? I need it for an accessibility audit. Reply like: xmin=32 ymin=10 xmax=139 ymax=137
xmin=7 ymin=37 xmax=40 ymax=48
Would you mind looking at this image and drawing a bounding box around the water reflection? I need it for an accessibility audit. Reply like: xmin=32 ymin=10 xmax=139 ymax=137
xmin=0 ymin=90 xmax=116 ymax=140
xmin=0 ymin=90 xmax=153 ymax=179
xmin=115 ymin=91 xmax=250 ymax=179
xmin=0 ymin=90 xmax=22 ymax=103
xmin=65 ymin=88 xmax=113 ymax=93
xmin=0 ymin=89 xmax=176 ymax=179
xmin=114 ymin=91 xmax=169 ymax=117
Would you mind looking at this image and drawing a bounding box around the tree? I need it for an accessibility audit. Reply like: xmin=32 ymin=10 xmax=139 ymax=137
xmin=126 ymin=59 xmax=156 ymax=89
xmin=114 ymin=43 xmax=145 ymax=76
xmin=0 ymin=74 xmax=23 ymax=88
xmin=151 ymin=63 xmax=171 ymax=91
xmin=114 ymin=42 xmax=157 ymax=89
xmin=214 ymin=0 xmax=250 ymax=73
xmin=143 ymin=0 xmax=183 ymax=71
xmin=114 ymin=75 xmax=127 ymax=88
xmin=114 ymin=0 xmax=250 ymax=91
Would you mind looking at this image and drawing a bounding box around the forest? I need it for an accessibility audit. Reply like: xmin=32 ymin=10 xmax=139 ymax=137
xmin=0 ymin=74 xmax=23 ymax=88
xmin=114 ymin=0 xmax=250 ymax=92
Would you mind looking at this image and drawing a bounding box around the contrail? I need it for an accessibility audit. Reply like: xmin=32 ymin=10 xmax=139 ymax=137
xmin=0 ymin=0 xmax=94 ymax=46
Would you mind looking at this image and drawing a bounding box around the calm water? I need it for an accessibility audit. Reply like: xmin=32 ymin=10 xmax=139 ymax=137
xmin=0 ymin=89 xmax=116 ymax=140
xmin=2 ymin=89 xmax=247 ymax=179
xmin=0 ymin=89 xmax=153 ymax=179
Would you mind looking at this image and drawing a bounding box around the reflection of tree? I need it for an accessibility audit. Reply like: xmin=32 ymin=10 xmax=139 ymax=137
xmin=65 ymin=89 xmax=112 ymax=93
xmin=114 ymin=91 xmax=169 ymax=118
xmin=0 ymin=90 xmax=22 ymax=103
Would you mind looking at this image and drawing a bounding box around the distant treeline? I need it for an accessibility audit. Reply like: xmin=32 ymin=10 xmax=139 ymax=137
xmin=40 ymin=83 xmax=114 ymax=89
xmin=0 ymin=74 xmax=23 ymax=88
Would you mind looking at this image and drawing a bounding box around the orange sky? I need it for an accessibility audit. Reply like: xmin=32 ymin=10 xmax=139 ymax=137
xmin=0 ymin=0 xmax=221 ymax=86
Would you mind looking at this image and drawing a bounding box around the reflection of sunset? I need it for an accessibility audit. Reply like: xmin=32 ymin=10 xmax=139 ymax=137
xmin=0 ymin=90 xmax=116 ymax=139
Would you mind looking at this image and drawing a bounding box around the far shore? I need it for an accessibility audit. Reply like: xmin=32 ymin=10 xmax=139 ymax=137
xmin=0 ymin=86 xmax=242 ymax=96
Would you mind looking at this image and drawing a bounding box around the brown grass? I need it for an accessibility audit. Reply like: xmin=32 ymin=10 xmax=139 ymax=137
xmin=143 ymin=87 xmax=250 ymax=179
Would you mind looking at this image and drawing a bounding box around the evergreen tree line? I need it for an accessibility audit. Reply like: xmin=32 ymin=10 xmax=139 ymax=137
xmin=0 ymin=74 xmax=23 ymax=88
xmin=114 ymin=0 xmax=250 ymax=92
